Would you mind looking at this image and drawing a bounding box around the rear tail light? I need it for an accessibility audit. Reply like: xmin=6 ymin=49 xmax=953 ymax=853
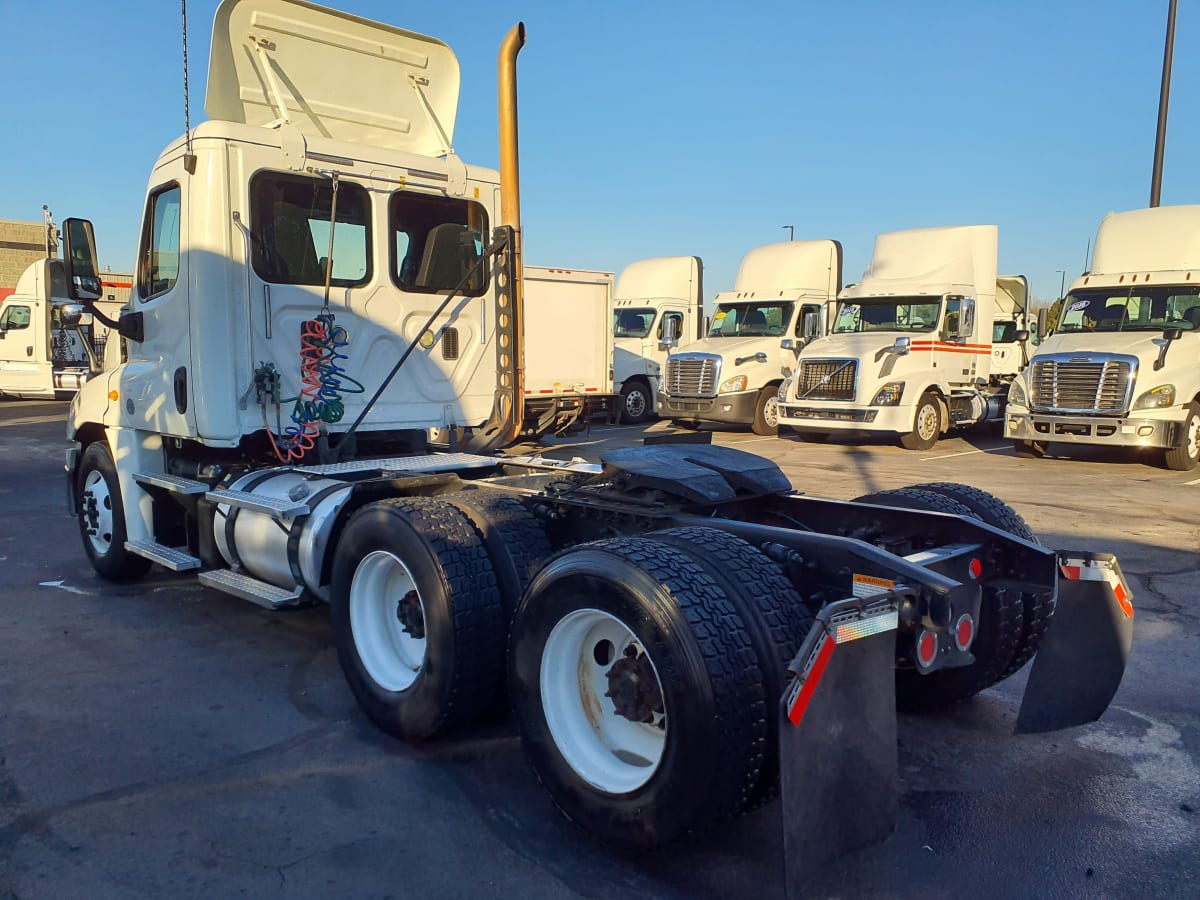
xmin=916 ymin=630 xmax=938 ymax=668
xmin=954 ymin=614 xmax=974 ymax=651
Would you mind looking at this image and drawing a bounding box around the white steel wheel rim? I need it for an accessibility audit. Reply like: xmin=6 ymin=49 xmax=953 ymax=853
xmin=763 ymin=395 xmax=779 ymax=428
xmin=81 ymin=469 xmax=115 ymax=555
xmin=349 ymin=550 xmax=426 ymax=692
xmin=916 ymin=401 xmax=939 ymax=441
xmin=540 ymin=608 xmax=667 ymax=794
xmin=625 ymin=387 xmax=647 ymax=419
xmin=1186 ymin=415 xmax=1200 ymax=459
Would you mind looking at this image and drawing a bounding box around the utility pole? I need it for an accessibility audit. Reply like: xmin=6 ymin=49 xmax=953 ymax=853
xmin=782 ymin=225 xmax=794 ymax=241
xmin=1150 ymin=0 xmax=1178 ymax=207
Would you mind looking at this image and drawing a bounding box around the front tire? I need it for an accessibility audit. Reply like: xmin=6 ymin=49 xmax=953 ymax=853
xmin=330 ymin=498 xmax=505 ymax=740
xmin=77 ymin=442 xmax=151 ymax=582
xmin=1164 ymin=404 xmax=1199 ymax=471
xmin=1013 ymin=439 xmax=1048 ymax=459
xmin=509 ymin=537 xmax=766 ymax=849
xmin=751 ymin=386 xmax=780 ymax=436
xmin=899 ymin=392 xmax=942 ymax=450
xmin=619 ymin=380 xmax=653 ymax=425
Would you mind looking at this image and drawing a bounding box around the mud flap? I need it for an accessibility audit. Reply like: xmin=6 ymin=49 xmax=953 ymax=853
xmin=1015 ymin=551 xmax=1134 ymax=734
xmin=779 ymin=595 xmax=901 ymax=898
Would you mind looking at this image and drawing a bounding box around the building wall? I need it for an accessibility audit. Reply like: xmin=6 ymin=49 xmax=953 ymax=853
xmin=0 ymin=219 xmax=50 ymax=302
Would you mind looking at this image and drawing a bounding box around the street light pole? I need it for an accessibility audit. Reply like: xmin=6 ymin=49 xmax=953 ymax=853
xmin=782 ymin=225 xmax=794 ymax=241
xmin=1056 ymin=269 xmax=1067 ymax=300
xmin=1150 ymin=0 xmax=1178 ymax=207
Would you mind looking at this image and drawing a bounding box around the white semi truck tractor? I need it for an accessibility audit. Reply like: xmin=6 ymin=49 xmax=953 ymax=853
xmin=778 ymin=225 xmax=1029 ymax=449
xmin=1005 ymin=205 xmax=1200 ymax=470
xmin=611 ymin=255 xmax=703 ymax=424
xmin=657 ymin=240 xmax=841 ymax=435
xmin=58 ymin=1 xmax=1133 ymax=889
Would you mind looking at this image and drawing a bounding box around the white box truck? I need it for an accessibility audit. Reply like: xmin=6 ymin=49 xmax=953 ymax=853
xmin=778 ymin=225 xmax=1028 ymax=449
xmin=657 ymin=240 xmax=842 ymax=434
xmin=1005 ymin=205 xmax=1200 ymax=470
xmin=611 ymin=255 xmax=703 ymax=423
xmin=522 ymin=265 xmax=614 ymax=433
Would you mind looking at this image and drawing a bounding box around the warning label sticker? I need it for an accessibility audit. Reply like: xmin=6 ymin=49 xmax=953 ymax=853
xmin=852 ymin=573 xmax=895 ymax=598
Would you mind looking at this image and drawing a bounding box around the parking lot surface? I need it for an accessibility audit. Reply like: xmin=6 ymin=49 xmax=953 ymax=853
xmin=1 ymin=399 xmax=1197 ymax=898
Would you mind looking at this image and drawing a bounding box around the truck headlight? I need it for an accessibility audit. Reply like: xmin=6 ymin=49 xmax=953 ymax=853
xmin=719 ymin=375 xmax=749 ymax=393
xmin=778 ymin=378 xmax=793 ymax=401
xmin=1009 ymin=378 xmax=1027 ymax=408
xmin=1133 ymin=384 xmax=1175 ymax=409
xmin=871 ymin=382 xmax=905 ymax=406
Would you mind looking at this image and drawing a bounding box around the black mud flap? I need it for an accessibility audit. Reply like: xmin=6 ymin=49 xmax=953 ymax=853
xmin=1016 ymin=551 xmax=1134 ymax=734
xmin=779 ymin=595 xmax=902 ymax=898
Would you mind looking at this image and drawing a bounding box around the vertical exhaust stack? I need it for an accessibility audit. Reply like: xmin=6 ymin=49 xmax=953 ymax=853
xmin=494 ymin=22 xmax=526 ymax=447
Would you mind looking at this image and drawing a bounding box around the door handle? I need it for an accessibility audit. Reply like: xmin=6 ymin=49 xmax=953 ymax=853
xmin=26 ymin=346 xmax=33 ymax=357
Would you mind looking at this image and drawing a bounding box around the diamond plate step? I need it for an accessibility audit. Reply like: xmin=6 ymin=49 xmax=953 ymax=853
xmin=124 ymin=540 xmax=202 ymax=571
xmin=206 ymin=489 xmax=310 ymax=518
xmin=198 ymin=569 xmax=304 ymax=609
xmin=133 ymin=472 xmax=210 ymax=495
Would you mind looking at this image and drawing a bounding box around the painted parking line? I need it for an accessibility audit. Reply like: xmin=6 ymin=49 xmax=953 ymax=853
xmin=1185 ymin=477 xmax=1200 ymax=486
xmin=921 ymin=445 xmax=1014 ymax=461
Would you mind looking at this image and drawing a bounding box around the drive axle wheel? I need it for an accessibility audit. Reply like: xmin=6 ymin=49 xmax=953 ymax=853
xmin=330 ymin=498 xmax=504 ymax=740
xmin=76 ymin=442 xmax=151 ymax=582
xmin=509 ymin=537 xmax=766 ymax=849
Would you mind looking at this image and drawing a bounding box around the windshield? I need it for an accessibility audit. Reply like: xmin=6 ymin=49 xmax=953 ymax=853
xmin=1057 ymin=286 xmax=1200 ymax=333
xmin=707 ymin=301 xmax=794 ymax=337
xmin=832 ymin=297 xmax=940 ymax=334
xmin=613 ymin=307 xmax=656 ymax=338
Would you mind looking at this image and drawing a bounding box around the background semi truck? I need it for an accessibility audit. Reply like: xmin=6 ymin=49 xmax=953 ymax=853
xmin=1005 ymin=204 xmax=1200 ymax=470
xmin=611 ymin=255 xmax=703 ymax=424
xmin=778 ymin=225 xmax=1029 ymax=449
xmin=56 ymin=0 xmax=1132 ymax=887
xmin=0 ymin=256 xmax=117 ymax=399
xmin=658 ymin=240 xmax=842 ymax=435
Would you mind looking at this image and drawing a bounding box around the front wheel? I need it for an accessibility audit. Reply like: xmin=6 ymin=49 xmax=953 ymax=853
xmin=899 ymin=392 xmax=942 ymax=450
xmin=1013 ymin=439 xmax=1048 ymax=459
xmin=619 ymin=380 xmax=653 ymax=424
xmin=1164 ymin=404 xmax=1199 ymax=471
xmin=77 ymin=442 xmax=151 ymax=582
xmin=751 ymin=386 xmax=780 ymax=436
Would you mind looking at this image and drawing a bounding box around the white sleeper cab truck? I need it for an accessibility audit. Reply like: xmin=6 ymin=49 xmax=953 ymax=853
xmin=522 ymin=265 xmax=614 ymax=433
xmin=0 ymin=257 xmax=108 ymax=399
xmin=778 ymin=225 xmax=1027 ymax=449
xmin=989 ymin=275 xmax=1035 ymax=380
xmin=658 ymin=240 xmax=841 ymax=435
xmin=59 ymin=1 xmax=1133 ymax=891
xmin=611 ymin=255 xmax=703 ymax=423
xmin=1006 ymin=205 xmax=1200 ymax=470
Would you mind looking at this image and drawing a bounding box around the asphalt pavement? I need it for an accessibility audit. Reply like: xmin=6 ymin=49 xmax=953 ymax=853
xmin=1 ymin=400 xmax=1197 ymax=898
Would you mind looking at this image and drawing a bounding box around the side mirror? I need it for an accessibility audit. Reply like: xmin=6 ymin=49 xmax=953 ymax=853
xmin=659 ymin=315 xmax=679 ymax=350
xmin=63 ymin=218 xmax=103 ymax=302
xmin=801 ymin=308 xmax=821 ymax=340
xmin=780 ymin=338 xmax=796 ymax=351
xmin=1015 ymin=329 xmax=1030 ymax=343
xmin=60 ymin=304 xmax=86 ymax=327
xmin=886 ymin=336 xmax=911 ymax=356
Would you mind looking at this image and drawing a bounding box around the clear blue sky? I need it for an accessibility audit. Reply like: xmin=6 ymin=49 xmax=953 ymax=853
xmin=1 ymin=0 xmax=1195 ymax=304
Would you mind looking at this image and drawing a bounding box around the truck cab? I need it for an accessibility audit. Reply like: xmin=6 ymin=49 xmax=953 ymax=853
xmin=778 ymin=225 xmax=1026 ymax=449
xmin=0 ymin=257 xmax=105 ymax=399
xmin=1006 ymin=205 xmax=1200 ymax=470
xmin=657 ymin=240 xmax=841 ymax=435
xmin=611 ymin=255 xmax=703 ymax=423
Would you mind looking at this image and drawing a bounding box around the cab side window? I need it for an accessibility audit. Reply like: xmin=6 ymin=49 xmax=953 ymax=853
xmin=137 ymin=184 xmax=182 ymax=300
xmin=657 ymin=312 xmax=683 ymax=340
xmin=0 ymin=304 xmax=31 ymax=330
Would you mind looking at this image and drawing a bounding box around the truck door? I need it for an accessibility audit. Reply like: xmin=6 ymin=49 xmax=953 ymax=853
xmin=118 ymin=176 xmax=195 ymax=435
xmin=0 ymin=298 xmax=51 ymax=397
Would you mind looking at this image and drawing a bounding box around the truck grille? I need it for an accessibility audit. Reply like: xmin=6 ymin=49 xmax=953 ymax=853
xmin=796 ymin=359 xmax=857 ymax=401
xmin=1029 ymin=357 xmax=1134 ymax=414
xmin=665 ymin=356 xmax=719 ymax=397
